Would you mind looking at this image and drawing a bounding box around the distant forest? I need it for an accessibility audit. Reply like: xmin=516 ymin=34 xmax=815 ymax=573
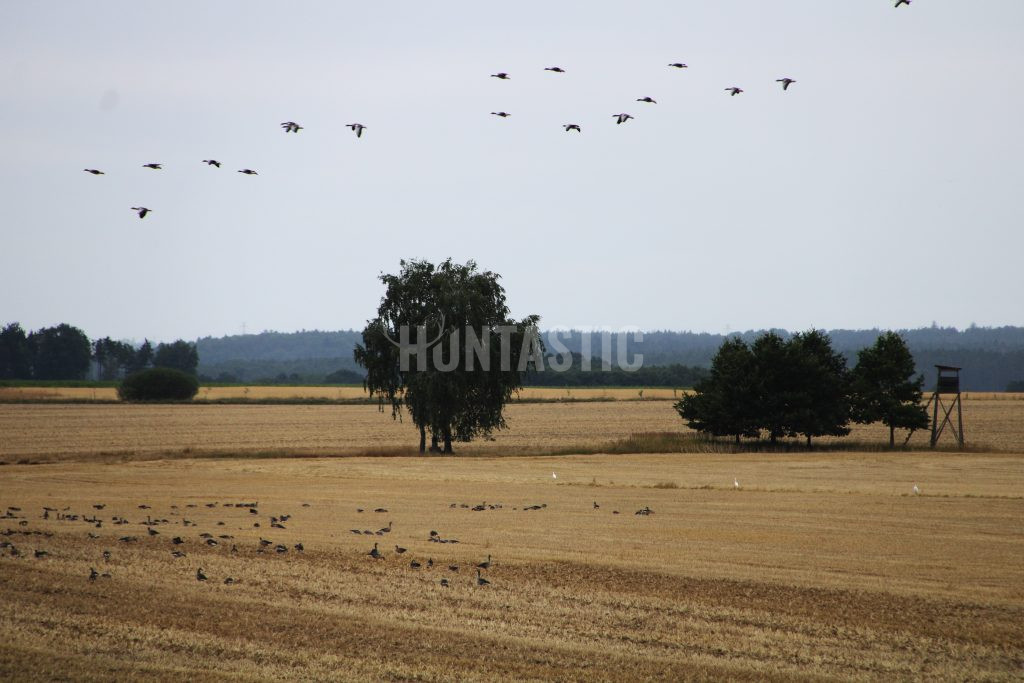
xmin=195 ymin=326 xmax=1024 ymax=390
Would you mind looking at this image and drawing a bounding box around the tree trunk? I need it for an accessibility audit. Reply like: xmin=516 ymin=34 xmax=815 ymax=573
xmin=889 ymin=424 xmax=895 ymax=448
xmin=443 ymin=426 xmax=453 ymax=454
xmin=734 ymin=434 xmax=740 ymax=444
xmin=419 ymin=425 xmax=426 ymax=454
xmin=806 ymin=434 xmax=811 ymax=447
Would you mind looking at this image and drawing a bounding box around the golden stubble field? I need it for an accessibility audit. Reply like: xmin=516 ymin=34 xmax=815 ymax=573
xmin=1 ymin=394 xmax=1023 ymax=462
xmin=1 ymin=452 xmax=1023 ymax=681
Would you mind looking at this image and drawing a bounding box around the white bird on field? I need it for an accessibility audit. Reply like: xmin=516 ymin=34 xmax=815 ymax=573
xmin=552 ymin=472 xmax=557 ymax=480
xmin=913 ymin=484 xmax=921 ymax=495
xmin=734 ymin=478 xmax=740 ymax=490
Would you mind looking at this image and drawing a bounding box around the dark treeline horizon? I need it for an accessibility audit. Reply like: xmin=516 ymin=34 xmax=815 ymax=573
xmin=191 ymin=325 xmax=1024 ymax=391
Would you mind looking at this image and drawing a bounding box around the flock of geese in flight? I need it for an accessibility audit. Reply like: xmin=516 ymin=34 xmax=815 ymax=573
xmin=81 ymin=0 xmax=914 ymax=221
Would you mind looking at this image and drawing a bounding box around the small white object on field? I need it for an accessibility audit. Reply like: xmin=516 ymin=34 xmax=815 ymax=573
xmin=734 ymin=478 xmax=740 ymax=489
xmin=552 ymin=472 xmax=557 ymax=480
xmin=913 ymin=484 xmax=920 ymax=495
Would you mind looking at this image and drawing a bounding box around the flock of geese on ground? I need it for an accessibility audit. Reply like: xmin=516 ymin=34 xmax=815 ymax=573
xmin=0 ymin=497 xmax=670 ymax=589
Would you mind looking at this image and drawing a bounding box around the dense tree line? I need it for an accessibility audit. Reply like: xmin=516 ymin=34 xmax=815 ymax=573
xmin=0 ymin=322 xmax=198 ymax=380
xmin=675 ymin=331 xmax=928 ymax=447
xmin=523 ymin=353 xmax=706 ymax=387
xmin=194 ymin=326 xmax=1024 ymax=390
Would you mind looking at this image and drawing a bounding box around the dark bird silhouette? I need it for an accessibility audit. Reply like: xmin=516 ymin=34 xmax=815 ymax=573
xmin=476 ymin=554 xmax=492 ymax=570
xmin=102 ymin=550 xmax=111 ymax=562
xmin=142 ymin=163 xmax=162 ymax=170
xmin=490 ymin=111 xmax=511 ymax=117
xmin=410 ymin=559 xmax=421 ymax=569
xmin=476 ymin=570 xmax=490 ymax=586
xmin=34 ymin=549 xmax=48 ymax=558
xmin=280 ymin=121 xmax=303 ymax=133
xmin=448 ymin=565 xmax=459 ymax=572
xmin=93 ymin=504 xmax=105 ymax=510
xmin=224 ymin=577 xmax=236 ymax=585
xmin=347 ymin=123 xmax=366 ymax=138
xmin=294 ymin=543 xmax=304 ymax=552
xmin=206 ymin=539 xmax=219 ymax=547
xmin=593 ymin=501 xmax=600 ymax=509
xmin=368 ymin=542 xmax=382 ymax=559
xmin=613 ymin=113 xmax=634 ymax=125
xmin=440 ymin=578 xmax=450 ymax=587
xmin=196 ymin=568 xmax=208 ymax=581
xmin=394 ymin=545 xmax=407 ymax=555
xmin=725 ymin=87 xmax=744 ymax=96
xmin=564 ymin=124 xmax=581 ymax=132
xmin=895 ymin=0 xmax=910 ymax=6
xmin=172 ymin=536 xmax=184 ymax=544
xmin=131 ymin=207 xmax=150 ymax=219
xmin=238 ymin=169 xmax=258 ymax=175
xmin=776 ymin=78 xmax=796 ymax=91
xmin=636 ymin=97 xmax=657 ymax=104
xmin=490 ymin=72 xmax=510 ymax=80
xmin=171 ymin=550 xmax=186 ymax=558
xmin=89 ymin=567 xmax=99 ymax=581
xmin=544 ymin=66 xmax=565 ymax=73
xmin=668 ymin=63 xmax=688 ymax=69
xmin=147 ymin=527 xmax=159 ymax=536
xmin=202 ymin=159 xmax=221 ymax=167
xmin=83 ymin=169 xmax=104 ymax=175
xmin=373 ymin=508 xmax=387 ymax=513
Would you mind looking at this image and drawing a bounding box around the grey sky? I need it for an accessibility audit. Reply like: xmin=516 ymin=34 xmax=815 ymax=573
xmin=2 ymin=1 xmax=1022 ymax=343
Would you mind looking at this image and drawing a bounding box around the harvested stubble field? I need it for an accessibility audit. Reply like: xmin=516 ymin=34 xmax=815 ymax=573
xmin=1 ymin=394 xmax=1023 ymax=463
xmin=1 ymin=452 xmax=1023 ymax=681
xmin=0 ymin=385 xmax=686 ymax=402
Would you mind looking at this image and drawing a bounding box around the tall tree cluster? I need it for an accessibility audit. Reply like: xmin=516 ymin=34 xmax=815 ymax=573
xmin=675 ymin=331 xmax=928 ymax=446
xmin=0 ymin=322 xmax=197 ymax=380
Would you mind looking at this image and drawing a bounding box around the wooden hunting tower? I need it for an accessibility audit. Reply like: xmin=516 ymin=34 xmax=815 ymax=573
xmin=928 ymin=365 xmax=964 ymax=448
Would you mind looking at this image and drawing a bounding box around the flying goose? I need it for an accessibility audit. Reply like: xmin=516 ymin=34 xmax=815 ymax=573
xmin=613 ymin=113 xmax=634 ymax=125
xmin=636 ymin=97 xmax=657 ymax=104
xmin=347 ymin=123 xmax=366 ymax=138
xmin=202 ymin=159 xmax=221 ymax=167
xmin=725 ymin=87 xmax=743 ymax=96
xmin=83 ymin=169 xmax=104 ymax=175
xmin=142 ymin=163 xmax=162 ymax=170
xmin=668 ymin=63 xmax=688 ymax=69
xmin=490 ymin=72 xmax=510 ymax=80
xmin=776 ymin=78 xmax=796 ymax=91
xmin=130 ymin=207 xmax=150 ymax=219
xmin=280 ymin=121 xmax=303 ymax=133
xmin=237 ymin=169 xmax=258 ymax=175
xmin=563 ymin=124 xmax=581 ymax=132
xmin=895 ymin=0 xmax=910 ymax=6
xmin=490 ymin=111 xmax=511 ymax=117
xmin=544 ymin=66 xmax=565 ymax=73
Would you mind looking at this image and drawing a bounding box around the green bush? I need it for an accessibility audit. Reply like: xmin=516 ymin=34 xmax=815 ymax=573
xmin=118 ymin=367 xmax=199 ymax=401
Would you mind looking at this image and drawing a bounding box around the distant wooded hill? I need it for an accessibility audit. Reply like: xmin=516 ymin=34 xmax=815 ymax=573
xmin=195 ymin=327 xmax=1024 ymax=390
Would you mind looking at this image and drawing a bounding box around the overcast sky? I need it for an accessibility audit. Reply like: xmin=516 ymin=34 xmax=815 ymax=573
xmin=2 ymin=1 xmax=1022 ymax=343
